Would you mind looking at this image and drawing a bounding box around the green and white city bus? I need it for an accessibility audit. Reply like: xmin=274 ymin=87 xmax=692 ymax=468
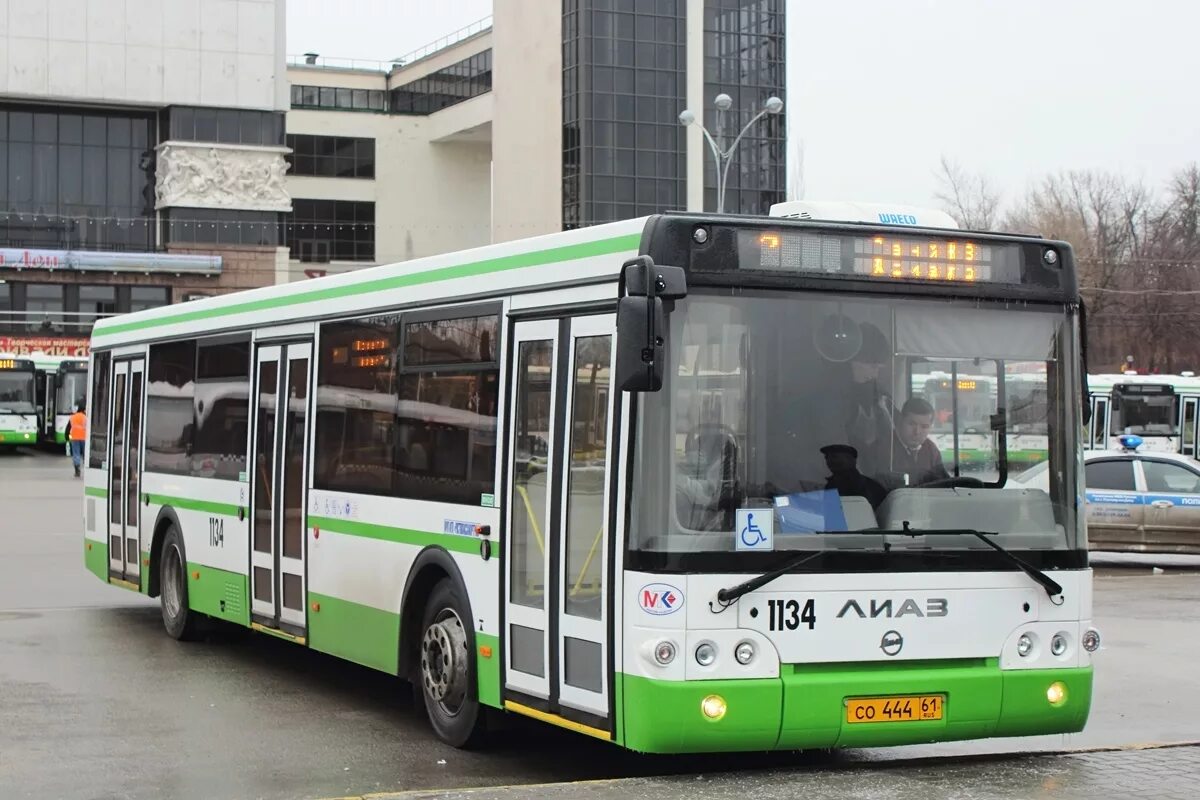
xmin=40 ymin=355 xmax=90 ymax=448
xmin=0 ymin=354 xmax=39 ymax=447
xmin=82 ymin=209 xmax=1098 ymax=752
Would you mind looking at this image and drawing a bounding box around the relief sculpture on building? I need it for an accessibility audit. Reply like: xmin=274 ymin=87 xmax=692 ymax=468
xmin=155 ymin=143 xmax=292 ymax=212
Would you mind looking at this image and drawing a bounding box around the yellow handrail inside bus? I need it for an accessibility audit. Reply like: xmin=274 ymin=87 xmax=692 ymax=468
xmin=514 ymin=484 xmax=545 ymax=554
xmin=570 ymin=528 xmax=603 ymax=597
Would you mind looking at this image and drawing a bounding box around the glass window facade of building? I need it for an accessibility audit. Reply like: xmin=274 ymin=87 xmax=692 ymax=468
xmin=702 ymin=0 xmax=786 ymax=215
xmin=166 ymin=107 xmax=285 ymax=147
xmin=285 ymin=199 xmax=375 ymax=263
xmin=562 ymin=0 xmax=687 ymax=229
xmin=163 ymin=209 xmax=282 ymax=247
xmin=0 ymin=105 xmax=155 ymax=251
xmin=285 ymin=135 xmax=375 ymax=178
xmin=290 ymin=85 xmax=388 ymax=113
xmin=389 ymin=50 xmax=493 ymax=114
xmin=0 ymin=282 xmax=169 ymax=335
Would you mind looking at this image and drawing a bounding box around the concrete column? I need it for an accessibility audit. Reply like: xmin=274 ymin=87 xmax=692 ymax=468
xmin=686 ymin=0 xmax=706 ymax=211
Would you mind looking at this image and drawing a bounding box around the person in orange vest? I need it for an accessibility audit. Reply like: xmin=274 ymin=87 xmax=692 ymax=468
xmin=65 ymin=404 xmax=87 ymax=478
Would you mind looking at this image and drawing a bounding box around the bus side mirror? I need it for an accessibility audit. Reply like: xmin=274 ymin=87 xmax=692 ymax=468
xmin=616 ymin=296 xmax=665 ymax=392
xmin=614 ymin=256 xmax=687 ymax=393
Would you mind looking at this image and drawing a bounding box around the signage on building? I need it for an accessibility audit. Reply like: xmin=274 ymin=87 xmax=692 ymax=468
xmin=0 ymin=247 xmax=221 ymax=274
xmin=0 ymin=336 xmax=91 ymax=357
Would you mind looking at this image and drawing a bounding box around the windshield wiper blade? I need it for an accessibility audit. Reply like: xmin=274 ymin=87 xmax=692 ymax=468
xmin=893 ymin=527 xmax=1063 ymax=599
xmin=716 ymin=550 xmax=825 ymax=605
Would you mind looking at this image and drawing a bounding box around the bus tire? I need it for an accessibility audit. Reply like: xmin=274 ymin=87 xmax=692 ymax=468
xmin=160 ymin=525 xmax=199 ymax=641
xmin=417 ymin=578 xmax=484 ymax=748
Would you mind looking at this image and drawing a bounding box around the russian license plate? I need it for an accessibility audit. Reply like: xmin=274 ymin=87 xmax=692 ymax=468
xmin=846 ymin=694 xmax=944 ymax=724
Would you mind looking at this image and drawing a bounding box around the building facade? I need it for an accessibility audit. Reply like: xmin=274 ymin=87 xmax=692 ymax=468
xmin=0 ymin=0 xmax=290 ymax=355
xmin=1 ymin=2 xmax=786 ymax=343
xmin=287 ymin=0 xmax=786 ymax=268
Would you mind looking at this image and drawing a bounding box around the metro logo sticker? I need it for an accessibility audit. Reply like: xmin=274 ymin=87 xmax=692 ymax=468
xmin=639 ymin=583 xmax=683 ymax=615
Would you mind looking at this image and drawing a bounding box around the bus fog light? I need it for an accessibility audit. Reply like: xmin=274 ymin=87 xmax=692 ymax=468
xmin=701 ymin=694 xmax=727 ymax=720
xmin=1082 ymin=629 xmax=1100 ymax=652
xmin=734 ymin=641 xmax=755 ymax=665
xmin=1017 ymin=633 xmax=1035 ymax=657
xmin=1047 ymin=681 xmax=1067 ymax=706
xmin=695 ymin=642 xmax=717 ymax=667
xmin=653 ymin=641 xmax=676 ymax=666
xmin=1050 ymin=633 xmax=1068 ymax=657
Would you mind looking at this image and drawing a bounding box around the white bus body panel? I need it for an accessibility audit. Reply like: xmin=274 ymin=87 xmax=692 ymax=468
xmin=769 ymin=200 xmax=960 ymax=229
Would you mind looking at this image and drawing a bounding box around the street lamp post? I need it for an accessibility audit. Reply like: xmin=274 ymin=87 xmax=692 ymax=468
xmin=679 ymin=93 xmax=784 ymax=214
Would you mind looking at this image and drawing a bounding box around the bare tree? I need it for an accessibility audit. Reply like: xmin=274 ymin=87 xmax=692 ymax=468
xmin=933 ymin=156 xmax=1001 ymax=230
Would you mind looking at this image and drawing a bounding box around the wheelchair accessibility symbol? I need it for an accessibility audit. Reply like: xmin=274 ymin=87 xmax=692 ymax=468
xmin=735 ymin=508 xmax=773 ymax=551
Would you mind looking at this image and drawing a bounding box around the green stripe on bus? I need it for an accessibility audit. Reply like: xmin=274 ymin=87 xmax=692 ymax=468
xmin=85 ymin=539 xmax=107 ymax=581
xmin=146 ymin=493 xmax=241 ymax=517
xmin=85 ymin=486 xmax=108 ymax=499
xmin=308 ymin=592 xmax=399 ymax=674
xmin=92 ymin=233 xmax=642 ymax=339
xmin=476 ymin=631 xmax=501 ymax=709
xmin=309 ymin=515 xmax=482 ymax=556
xmin=186 ymin=562 xmax=249 ymax=625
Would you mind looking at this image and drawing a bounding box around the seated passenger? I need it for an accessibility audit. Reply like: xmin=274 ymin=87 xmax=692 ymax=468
xmin=892 ymin=396 xmax=950 ymax=486
xmin=821 ymin=443 xmax=887 ymax=509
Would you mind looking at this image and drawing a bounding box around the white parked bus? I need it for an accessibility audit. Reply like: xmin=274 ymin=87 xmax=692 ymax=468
xmin=83 ymin=211 xmax=1098 ymax=752
xmin=1087 ymin=372 xmax=1200 ymax=456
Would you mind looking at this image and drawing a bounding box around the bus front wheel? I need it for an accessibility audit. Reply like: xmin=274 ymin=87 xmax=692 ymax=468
xmin=160 ymin=526 xmax=199 ymax=641
xmin=417 ymin=579 xmax=484 ymax=747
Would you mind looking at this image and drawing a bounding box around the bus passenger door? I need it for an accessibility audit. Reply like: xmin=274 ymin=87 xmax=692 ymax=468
xmin=503 ymin=315 xmax=616 ymax=731
xmin=1181 ymin=396 xmax=1199 ymax=458
xmin=504 ymin=320 xmax=558 ymax=701
xmin=249 ymin=342 xmax=313 ymax=639
xmin=1088 ymin=396 xmax=1110 ymax=450
xmin=554 ymin=315 xmax=616 ymax=721
xmin=107 ymin=358 xmax=145 ymax=586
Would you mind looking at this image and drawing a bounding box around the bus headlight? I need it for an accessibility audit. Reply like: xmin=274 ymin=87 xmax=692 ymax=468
xmin=701 ymin=694 xmax=727 ymax=720
xmin=1050 ymin=633 xmax=1069 ymax=657
xmin=1046 ymin=681 xmax=1067 ymax=706
xmin=734 ymin=641 xmax=755 ymax=665
xmin=695 ymin=642 xmax=717 ymax=667
xmin=1082 ymin=629 xmax=1101 ymax=652
xmin=1017 ymin=633 xmax=1035 ymax=657
xmin=653 ymin=641 xmax=676 ymax=666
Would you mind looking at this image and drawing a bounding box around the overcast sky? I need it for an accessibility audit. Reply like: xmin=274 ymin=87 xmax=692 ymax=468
xmin=288 ymin=0 xmax=1200 ymax=209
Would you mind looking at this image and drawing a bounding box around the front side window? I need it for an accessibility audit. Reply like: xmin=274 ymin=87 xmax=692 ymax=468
xmin=1141 ymin=460 xmax=1200 ymax=494
xmin=1085 ymin=459 xmax=1136 ymax=492
xmin=630 ymin=290 xmax=1082 ymax=562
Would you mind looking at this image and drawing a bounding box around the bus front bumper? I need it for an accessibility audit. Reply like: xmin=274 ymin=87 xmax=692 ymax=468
xmin=620 ymin=661 xmax=1092 ymax=754
xmin=0 ymin=431 xmax=36 ymax=444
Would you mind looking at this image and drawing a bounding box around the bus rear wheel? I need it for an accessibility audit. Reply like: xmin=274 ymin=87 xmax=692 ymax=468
xmin=418 ymin=579 xmax=484 ymax=747
xmin=160 ymin=526 xmax=199 ymax=641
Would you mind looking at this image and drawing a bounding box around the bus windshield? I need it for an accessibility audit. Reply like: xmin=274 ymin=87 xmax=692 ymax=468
xmin=56 ymin=370 xmax=88 ymax=414
xmin=629 ymin=289 xmax=1082 ymax=560
xmin=0 ymin=370 xmax=36 ymax=413
xmin=1111 ymin=388 xmax=1176 ymax=436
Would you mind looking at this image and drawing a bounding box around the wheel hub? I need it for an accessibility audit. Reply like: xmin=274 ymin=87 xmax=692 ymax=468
xmin=421 ymin=609 xmax=468 ymax=714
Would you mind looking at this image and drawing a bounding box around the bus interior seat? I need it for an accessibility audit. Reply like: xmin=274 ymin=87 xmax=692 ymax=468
xmin=840 ymin=496 xmax=877 ymax=530
xmin=876 ymin=487 xmax=1063 ymax=548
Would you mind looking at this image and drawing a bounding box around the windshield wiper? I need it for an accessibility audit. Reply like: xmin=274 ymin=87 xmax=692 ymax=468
xmin=894 ymin=525 xmax=1063 ymax=599
xmin=716 ymin=550 xmax=825 ymax=605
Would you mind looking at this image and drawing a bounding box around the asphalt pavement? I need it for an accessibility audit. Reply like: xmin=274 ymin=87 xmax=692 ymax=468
xmin=2 ymin=446 xmax=1199 ymax=800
